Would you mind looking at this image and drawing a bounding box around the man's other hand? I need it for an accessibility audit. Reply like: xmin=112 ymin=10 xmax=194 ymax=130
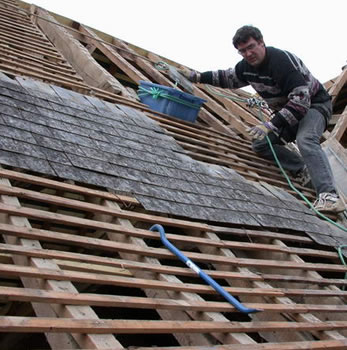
xmin=247 ymin=122 xmax=277 ymax=140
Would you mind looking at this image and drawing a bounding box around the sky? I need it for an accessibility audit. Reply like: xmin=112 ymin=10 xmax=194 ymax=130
xmin=29 ymin=0 xmax=346 ymax=84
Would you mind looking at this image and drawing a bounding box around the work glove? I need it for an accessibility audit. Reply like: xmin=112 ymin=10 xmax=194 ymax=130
xmin=178 ymin=67 xmax=200 ymax=83
xmin=247 ymin=121 xmax=278 ymax=140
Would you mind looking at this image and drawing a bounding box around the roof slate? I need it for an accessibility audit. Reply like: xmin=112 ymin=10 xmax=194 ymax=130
xmin=0 ymin=75 xmax=346 ymax=245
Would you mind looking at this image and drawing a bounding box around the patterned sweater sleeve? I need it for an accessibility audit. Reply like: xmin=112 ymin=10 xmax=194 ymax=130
xmin=198 ymin=66 xmax=249 ymax=90
xmin=269 ymin=51 xmax=320 ymax=129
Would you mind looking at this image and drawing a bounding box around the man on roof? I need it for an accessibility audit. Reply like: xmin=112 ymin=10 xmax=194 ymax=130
xmin=180 ymin=25 xmax=344 ymax=214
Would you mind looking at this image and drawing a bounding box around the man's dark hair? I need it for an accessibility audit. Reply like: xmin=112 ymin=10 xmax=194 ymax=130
xmin=232 ymin=25 xmax=263 ymax=48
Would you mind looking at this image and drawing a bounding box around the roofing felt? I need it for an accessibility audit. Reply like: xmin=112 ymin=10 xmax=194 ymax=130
xmin=0 ymin=74 xmax=345 ymax=244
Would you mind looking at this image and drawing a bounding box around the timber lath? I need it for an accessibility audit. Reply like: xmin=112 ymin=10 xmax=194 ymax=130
xmin=0 ymin=167 xmax=347 ymax=349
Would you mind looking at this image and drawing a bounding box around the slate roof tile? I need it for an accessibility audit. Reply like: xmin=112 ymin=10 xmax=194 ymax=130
xmin=50 ymin=129 xmax=97 ymax=148
xmin=0 ymin=103 xmax=23 ymax=118
xmin=3 ymin=114 xmax=53 ymax=138
xmin=0 ymin=151 xmax=56 ymax=176
xmin=0 ymin=77 xmax=334 ymax=234
xmin=39 ymin=147 xmax=72 ymax=165
xmin=0 ymin=123 xmax=37 ymax=144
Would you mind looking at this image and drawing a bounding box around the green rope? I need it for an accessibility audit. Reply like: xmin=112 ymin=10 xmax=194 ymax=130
xmin=154 ymin=61 xmax=169 ymax=71
xmin=138 ymin=86 xmax=200 ymax=109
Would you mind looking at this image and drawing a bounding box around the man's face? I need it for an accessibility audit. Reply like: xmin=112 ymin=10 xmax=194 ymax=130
xmin=237 ymin=38 xmax=266 ymax=66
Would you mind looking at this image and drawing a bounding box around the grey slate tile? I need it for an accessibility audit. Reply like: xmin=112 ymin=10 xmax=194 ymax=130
xmin=0 ymin=104 xmax=22 ymax=118
xmin=39 ymin=147 xmax=72 ymax=165
xmin=0 ymin=75 xmax=340 ymax=246
xmin=0 ymin=151 xmax=56 ymax=176
xmin=50 ymin=129 xmax=96 ymax=148
xmin=0 ymin=124 xmax=37 ymax=144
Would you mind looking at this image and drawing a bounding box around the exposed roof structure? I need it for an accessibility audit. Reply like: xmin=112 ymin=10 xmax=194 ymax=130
xmin=0 ymin=0 xmax=347 ymax=349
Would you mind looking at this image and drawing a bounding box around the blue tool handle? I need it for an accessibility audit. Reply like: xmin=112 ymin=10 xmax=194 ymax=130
xmin=150 ymin=224 xmax=261 ymax=314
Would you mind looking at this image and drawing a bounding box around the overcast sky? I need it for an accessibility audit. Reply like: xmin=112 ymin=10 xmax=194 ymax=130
xmin=30 ymin=0 xmax=346 ymax=84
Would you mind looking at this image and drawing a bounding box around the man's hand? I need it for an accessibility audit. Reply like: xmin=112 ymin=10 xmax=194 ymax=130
xmin=247 ymin=121 xmax=278 ymax=140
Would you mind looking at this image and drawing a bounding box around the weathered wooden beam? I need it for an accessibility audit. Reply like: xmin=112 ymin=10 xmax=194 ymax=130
xmin=328 ymin=105 xmax=347 ymax=143
xmin=34 ymin=6 xmax=127 ymax=96
xmin=0 ymin=183 xmax=330 ymax=259
xmin=1 ymin=241 xmax=346 ymax=288
xmin=79 ymin=24 xmax=148 ymax=84
xmin=0 ymin=176 xmax=122 ymax=348
xmin=1 ymin=286 xmax=346 ymax=313
xmin=329 ymin=66 xmax=347 ymax=104
xmin=2 ymin=316 xmax=347 ymax=333
xmin=2 ymin=204 xmax=347 ymax=272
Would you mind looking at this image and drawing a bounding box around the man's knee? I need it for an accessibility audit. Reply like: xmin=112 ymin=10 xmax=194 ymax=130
xmin=296 ymin=133 xmax=319 ymax=155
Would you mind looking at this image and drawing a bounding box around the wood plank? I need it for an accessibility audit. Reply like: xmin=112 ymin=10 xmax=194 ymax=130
xmin=162 ymin=124 xmax=264 ymax=160
xmin=174 ymin=139 xmax=285 ymax=180
xmin=0 ymin=55 xmax=87 ymax=85
xmin=0 ymin=188 xmax=337 ymax=261
xmin=0 ymin=29 xmax=62 ymax=57
xmin=35 ymin=7 xmax=126 ymax=96
xmin=0 ymin=50 xmax=82 ymax=81
xmin=0 ymin=174 xmax=122 ymax=349
xmin=329 ymin=67 xmax=347 ymax=104
xmin=54 ymin=259 xmax=132 ymax=276
xmin=0 ymin=17 xmax=49 ymax=40
xmin=2 ymin=204 xmax=343 ymax=273
xmin=0 ymin=262 xmax=287 ymax=297
xmin=1 ymin=204 xmax=345 ymax=272
xmin=2 ymin=317 xmax=347 ymax=333
xmin=327 ymin=106 xmax=347 ymax=142
xmin=1 ymin=286 xmax=347 ymax=313
xmin=0 ymin=43 xmax=75 ymax=71
xmin=211 ymin=226 xmax=312 ymax=243
xmin=2 ymin=241 xmax=346 ymax=288
xmin=79 ymin=24 xmax=149 ymax=84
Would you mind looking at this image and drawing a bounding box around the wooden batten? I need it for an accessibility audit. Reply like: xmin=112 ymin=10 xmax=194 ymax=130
xmin=0 ymin=167 xmax=346 ymax=349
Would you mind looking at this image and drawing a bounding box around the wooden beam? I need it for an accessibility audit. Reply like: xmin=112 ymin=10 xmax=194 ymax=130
xmin=1 ymin=286 xmax=346 ymax=314
xmin=34 ymin=6 xmax=127 ymax=96
xmin=2 ymin=316 xmax=347 ymax=333
xmin=329 ymin=66 xmax=347 ymax=104
xmin=1 ymin=241 xmax=346 ymax=289
xmin=328 ymin=105 xmax=347 ymax=143
xmin=79 ymin=24 xmax=148 ymax=84
xmin=0 ymin=174 xmax=122 ymax=349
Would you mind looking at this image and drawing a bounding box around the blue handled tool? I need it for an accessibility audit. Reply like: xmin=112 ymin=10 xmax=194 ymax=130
xmin=150 ymin=224 xmax=261 ymax=314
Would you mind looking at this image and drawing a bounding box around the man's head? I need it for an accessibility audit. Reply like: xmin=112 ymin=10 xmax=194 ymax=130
xmin=233 ymin=25 xmax=266 ymax=66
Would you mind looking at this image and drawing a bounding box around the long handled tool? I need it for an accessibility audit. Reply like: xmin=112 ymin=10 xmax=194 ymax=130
xmin=150 ymin=224 xmax=261 ymax=314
